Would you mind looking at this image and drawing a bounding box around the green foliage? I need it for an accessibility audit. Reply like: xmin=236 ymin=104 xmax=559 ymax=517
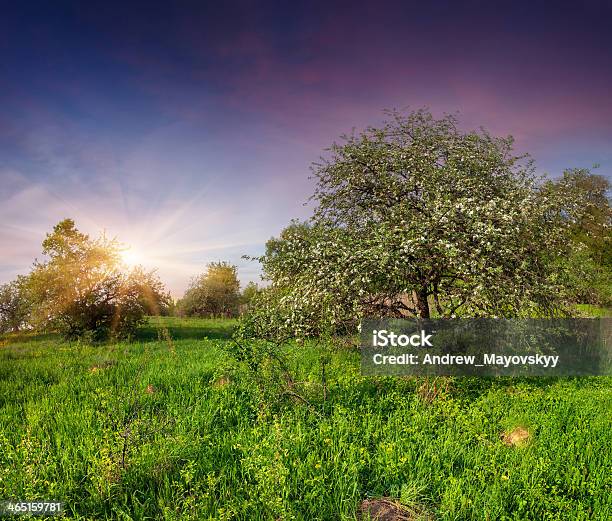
xmin=562 ymin=247 xmax=612 ymax=307
xmin=0 ymin=277 xmax=30 ymax=333
xmin=0 ymin=317 xmax=610 ymax=520
xmin=239 ymin=281 xmax=260 ymax=308
xmin=554 ymin=168 xmax=611 ymax=257
xmin=574 ymin=304 xmax=612 ymax=317
xmin=247 ymin=110 xmax=586 ymax=339
xmin=177 ymin=261 xmax=241 ymax=318
xmin=551 ymin=169 xmax=611 ymax=306
xmin=25 ymin=219 xmax=170 ymax=341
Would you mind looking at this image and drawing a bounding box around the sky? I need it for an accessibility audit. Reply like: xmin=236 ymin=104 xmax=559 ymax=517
xmin=1 ymin=0 xmax=611 ymax=296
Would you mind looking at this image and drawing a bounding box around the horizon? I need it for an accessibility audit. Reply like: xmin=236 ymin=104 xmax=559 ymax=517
xmin=2 ymin=1 xmax=611 ymax=297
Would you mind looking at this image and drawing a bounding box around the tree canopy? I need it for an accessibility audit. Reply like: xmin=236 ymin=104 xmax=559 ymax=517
xmin=245 ymin=110 xmax=592 ymax=339
xmin=26 ymin=219 xmax=170 ymax=340
xmin=554 ymin=169 xmax=611 ymax=265
xmin=551 ymin=168 xmax=611 ymax=305
xmin=240 ymin=281 xmax=260 ymax=307
xmin=178 ymin=261 xmax=241 ymax=318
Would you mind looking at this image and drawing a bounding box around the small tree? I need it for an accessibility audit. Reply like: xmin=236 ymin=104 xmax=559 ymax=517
xmin=552 ymin=168 xmax=611 ymax=305
xmin=0 ymin=277 xmax=30 ymax=333
xmin=240 ymin=282 xmax=260 ymax=308
xmin=27 ymin=219 xmax=170 ymax=340
xmin=178 ymin=262 xmax=240 ymax=318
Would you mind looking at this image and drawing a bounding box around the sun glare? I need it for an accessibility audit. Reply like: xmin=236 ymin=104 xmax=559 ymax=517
xmin=120 ymin=248 xmax=144 ymax=267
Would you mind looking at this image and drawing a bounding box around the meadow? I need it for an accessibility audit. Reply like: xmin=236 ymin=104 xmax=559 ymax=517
xmin=1 ymin=316 xmax=611 ymax=520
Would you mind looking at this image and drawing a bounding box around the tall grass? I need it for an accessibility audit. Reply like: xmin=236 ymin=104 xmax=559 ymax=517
xmin=0 ymin=317 xmax=610 ymax=520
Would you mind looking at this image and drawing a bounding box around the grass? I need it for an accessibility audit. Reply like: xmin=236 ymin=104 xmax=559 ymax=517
xmin=0 ymin=317 xmax=611 ymax=520
xmin=574 ymin=304 xmax=611 ymax=317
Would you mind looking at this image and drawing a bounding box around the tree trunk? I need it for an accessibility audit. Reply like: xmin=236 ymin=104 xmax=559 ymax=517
xmin=415 ymin=287 xmax=430 ymax=319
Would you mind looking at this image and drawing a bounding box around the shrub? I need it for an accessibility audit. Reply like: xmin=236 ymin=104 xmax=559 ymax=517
xmin=0 ymin=277 xmax=30 ymax=333
xmin=562 ymin=247 xmax=612 ymax=307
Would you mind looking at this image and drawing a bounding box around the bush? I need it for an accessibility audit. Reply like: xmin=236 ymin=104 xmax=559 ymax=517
xmin=0 ymin=277 xmax=30 ymax=333
xmin=238 ymin=284 xmax=357 ymax=341
xmin=562 ymin=248 xmax=612 ymax=307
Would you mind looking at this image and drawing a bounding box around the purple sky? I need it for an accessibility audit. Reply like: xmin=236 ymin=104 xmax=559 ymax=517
xmin=1 ymin=1 xmax=611 ymax=296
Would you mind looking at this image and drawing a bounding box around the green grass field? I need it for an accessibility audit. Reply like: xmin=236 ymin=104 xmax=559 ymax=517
xmin=1 ymin=317 xmax=611 ymax=520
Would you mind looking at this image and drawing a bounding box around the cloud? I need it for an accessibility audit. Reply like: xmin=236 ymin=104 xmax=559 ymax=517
xmin=0 ymin=163 xmax=294 ymax=296
xmin=1 ymin=0 xmax=611 ymax=295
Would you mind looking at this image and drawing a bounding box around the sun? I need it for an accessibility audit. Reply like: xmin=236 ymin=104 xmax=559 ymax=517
xmin=120 ymin=247 xmax=145 ymax=267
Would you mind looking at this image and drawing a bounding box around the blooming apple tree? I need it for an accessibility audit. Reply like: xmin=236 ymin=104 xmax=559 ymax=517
xmin=246 ymin=110 xmax=581 ymax=339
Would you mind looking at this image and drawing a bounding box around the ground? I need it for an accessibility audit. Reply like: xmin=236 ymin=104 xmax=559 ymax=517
xmin=0 ymin=317 xmax=610 ymax=520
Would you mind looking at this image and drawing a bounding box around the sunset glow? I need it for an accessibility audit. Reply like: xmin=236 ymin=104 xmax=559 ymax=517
xmin=119 ymin=248 xmax=145 ymax=268
xmin=0 ymin=1 xmax=610 ymax=297
xmin=0 ymin=3 xmax=610 ymax=519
